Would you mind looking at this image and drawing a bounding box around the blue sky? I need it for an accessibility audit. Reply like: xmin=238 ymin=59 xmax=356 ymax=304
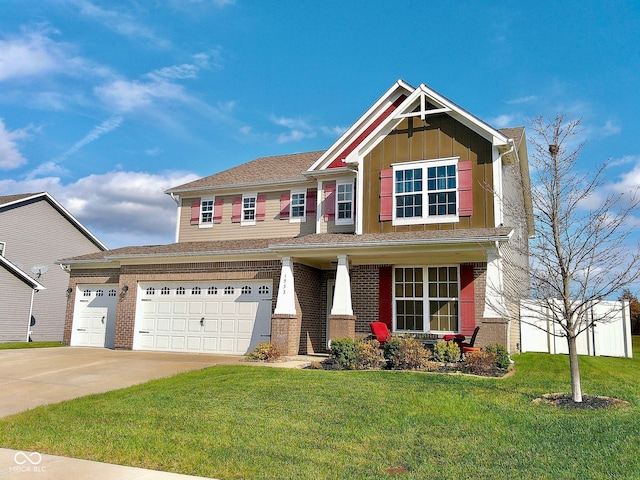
xmin=0 ymin=0 xmax=639 ymax=249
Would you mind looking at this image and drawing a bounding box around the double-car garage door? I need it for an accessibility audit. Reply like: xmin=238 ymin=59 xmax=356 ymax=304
xmin=133 ymin=280 xmax=273 ymax=354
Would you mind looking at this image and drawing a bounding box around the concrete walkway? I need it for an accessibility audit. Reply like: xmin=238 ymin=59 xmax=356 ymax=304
xmin=0 ymin=347 xmax=318 ymax=479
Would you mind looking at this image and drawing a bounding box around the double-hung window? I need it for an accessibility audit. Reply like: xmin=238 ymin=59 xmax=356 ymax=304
xmin=290 ymin=190 xmax=306 ymax=221
xmin=242 ymin=194 xmax=257 ymax=225
xmin=394 ymin=266 xmax=459 ymax=333
xmin=393 ymin=158 xmax=459 ymax=225
xmin=336 ymin=181 xmax=354 ymax=225
xmin=200 ymin=198 xmax=214 ymax=226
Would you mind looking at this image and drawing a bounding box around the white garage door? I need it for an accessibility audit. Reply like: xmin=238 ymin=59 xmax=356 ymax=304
xmin=134 ymin=281 xmax=273 ymax=354
xmin=71 ymin=285 xmax=118 ymax=348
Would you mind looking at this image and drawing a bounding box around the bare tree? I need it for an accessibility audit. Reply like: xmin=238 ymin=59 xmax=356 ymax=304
xmin=523 ymin=115 xmax=640 ymax=402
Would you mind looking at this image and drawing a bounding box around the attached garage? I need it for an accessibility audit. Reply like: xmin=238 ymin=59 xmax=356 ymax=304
xmin=70 ymin=284 xmax=118 ymax=348
xmin=133 ymin=280 xmax=273 ymax=354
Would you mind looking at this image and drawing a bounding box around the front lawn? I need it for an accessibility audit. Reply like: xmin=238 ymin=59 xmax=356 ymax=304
xmin=0 ymin=338 xmax=638 ymax=480
xmin=0 ymin=341 xmax=65 ymax=350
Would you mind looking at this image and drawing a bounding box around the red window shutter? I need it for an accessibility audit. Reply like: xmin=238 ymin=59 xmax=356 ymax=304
xmin=306 ymin=190 xmax=316 ymax=216
xmin=379 ymin=169 xmax=393 ymax=221
xmin=459 ymin=264 xmax=476 ymax=335
xmin=213 ymin=199 xmax=223 ymax=224
xmin=190 ymin=199 xmax=201 ymax=225
xmin=280 ymin=193 xmax=290 ymax=220
xmin=256 ymin=195 xmax=267 ymax=221
xmin=378 ymin=266 xmax=393 ymax=330
xmin=324 ymin=183 xmax=336 ymax=220
xmin=231 ymin=197 xmax=242 ymax=223
xmin=458 ymin=161 xmax=473 ymax=217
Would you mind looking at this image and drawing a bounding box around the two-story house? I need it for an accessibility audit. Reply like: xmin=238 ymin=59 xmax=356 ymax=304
xmin=0 ymin=192 xmax=107 ymax=342
xmin=60 ymin=80 xmax=533 ymax=355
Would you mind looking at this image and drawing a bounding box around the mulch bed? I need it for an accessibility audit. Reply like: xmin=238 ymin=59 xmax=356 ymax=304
xmin=532 ymin=393 xmax=632 ymax=409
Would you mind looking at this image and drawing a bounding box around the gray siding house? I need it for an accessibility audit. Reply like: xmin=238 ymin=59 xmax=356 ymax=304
xmin=0 ymin=193 xmax=107 ymax=342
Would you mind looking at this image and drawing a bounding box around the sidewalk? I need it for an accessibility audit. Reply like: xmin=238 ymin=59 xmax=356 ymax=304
xmin=1 ymin=448 xmax=215 ymax=480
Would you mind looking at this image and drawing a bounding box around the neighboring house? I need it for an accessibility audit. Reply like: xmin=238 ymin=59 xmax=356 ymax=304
xmin=0 ymin=193 xmax=107 ymax=342
xmin=60 ymin=80 xmax=533 ymax=355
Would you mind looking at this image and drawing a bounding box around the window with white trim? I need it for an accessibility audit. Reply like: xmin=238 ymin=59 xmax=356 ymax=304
xmin=242 ymin=194 xmax=257 ymax=225
xmin=288 ymin=189 xmax=307 ymax=223
xmin=336 ymin=181 xmax=354 ymax=225
xmin=394 ymin=266 xmax=459 ymax=333
xmin=200 ymin=197 xmax=214 ymax=227
xmin=393 ymin=158 xmax=459 ymax=225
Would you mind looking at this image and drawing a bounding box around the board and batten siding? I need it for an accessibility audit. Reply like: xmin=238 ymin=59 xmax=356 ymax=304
xmin=362 ymin=115 xmax=495 ymax=234
xmin=0 ymin=198 xmax=104 ymax=342
xmin=178 ymin=190 xmax=317 ymax=242
xmin=0 ymin=270 xmax=34 ymax=342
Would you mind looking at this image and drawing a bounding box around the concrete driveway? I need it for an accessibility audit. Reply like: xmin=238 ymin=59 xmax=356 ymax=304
xmin=0 ymin=347 xmax=244 ymax=417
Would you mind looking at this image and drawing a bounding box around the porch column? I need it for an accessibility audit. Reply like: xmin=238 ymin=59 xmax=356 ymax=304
xmin=483 ymin=245 xmax=507 ymax=318
xmin=272 ymin=256 xmax=301 ymax=355
xmin=328 ymin=254 xmax=356 ymax=344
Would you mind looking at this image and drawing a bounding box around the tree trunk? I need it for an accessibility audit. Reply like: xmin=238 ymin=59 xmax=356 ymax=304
xmin=567 ymin=335 xmax=583 ymax=402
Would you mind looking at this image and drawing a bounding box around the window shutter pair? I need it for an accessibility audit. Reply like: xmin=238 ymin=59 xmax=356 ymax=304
xmin=233 ymin=196 xmax=267 ymax=223
xmin=280 ymin=190 xmax=316 ymax=219
xmin=378 ymin=161 xmax=473 ymax=222
xmin=191 ymin=198 xmax=224 ymax=225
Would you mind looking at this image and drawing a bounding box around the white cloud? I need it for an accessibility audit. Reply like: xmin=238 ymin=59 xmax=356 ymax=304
xmin=0 ymin=169 xmax=200 ymax=248
xmin=601 ymin=119 xmax=621 ymax=137
xmin=489 ymin=114 xmax=517 ymax=128
xmin=278 ymin=129 xmax=316 ymax=144
xmin=0 ymin=119 xmax=31 ymax=170
xmin=26 ymin=161 xmax=68 ymax=180
xmin=68 ymin=0 xmax=170 ymax=48
xmin=95 ymin=79 xmax=186 ymax=112
xmin=56 ymin=115 xmax=123 ymax=160
xmin=506 ymin=95 xmax=538 ymax=105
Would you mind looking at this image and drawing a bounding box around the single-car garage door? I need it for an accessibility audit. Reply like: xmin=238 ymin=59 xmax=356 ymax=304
xmin=71 ymin=284 xmax=118 ymax=348
xmin=134 ymin=281 xmax=273 ymax=354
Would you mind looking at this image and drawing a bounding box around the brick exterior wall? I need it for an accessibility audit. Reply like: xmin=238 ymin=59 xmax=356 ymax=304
xmin=351 ymin=265 xmax=380 ymax=334
xmin=293 ymin=263 xmax=323 ymax=354
xmin=328 ymin=314 xmax=356 ymax=341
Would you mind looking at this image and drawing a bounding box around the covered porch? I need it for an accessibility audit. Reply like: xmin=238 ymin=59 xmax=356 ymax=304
xmin=266 ymin=229 xmax=512 ymax=355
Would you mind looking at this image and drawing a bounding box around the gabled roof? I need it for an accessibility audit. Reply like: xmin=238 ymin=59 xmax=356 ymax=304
xmin=0 ymin=255 xmax=45 ymax=290
xmin=309 ymin=80 xmax=512 ymax=172
xmin=166 ymin=151 xmax=325 ymax=195
xmin=0 ymin=192 xmax=108 ymax=251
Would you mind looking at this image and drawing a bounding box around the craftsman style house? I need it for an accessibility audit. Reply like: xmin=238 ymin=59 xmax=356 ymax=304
xmin=60 ymin=80 xmax=533 ymax=355
xmin=0 ymin=192 xmax=107 ymax=343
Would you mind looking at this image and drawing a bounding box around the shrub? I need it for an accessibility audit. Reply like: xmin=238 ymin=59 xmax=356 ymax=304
xmin=432 ymin=341 xmax=461 ymax=363
xmin=385 ymin=337 xmax=432 ymax=370
xmin=329 ymin=338 xmax=359 ymax=370
xmin=463 ymin=350 xmax=499 ymax=376
xmin=246 ymin=342 xmax=282 ymax=362
xmin=355 ymin=340 xmax=386 ymax=370
xmin=483 ymin=344 xmax=510 ymax=370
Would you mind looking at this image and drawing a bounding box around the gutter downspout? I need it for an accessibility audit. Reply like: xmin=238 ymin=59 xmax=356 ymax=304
xmin=169 ymin=193 xmax=181 ymax=243
xmin=27 ymin=288 xmax=36 ymax=342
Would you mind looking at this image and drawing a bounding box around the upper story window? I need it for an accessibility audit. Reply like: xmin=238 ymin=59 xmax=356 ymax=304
xmin=200 ymin=198 xmax=214 ymax=225
xmin=290 ymin=191 xmax=306 ymax=219
xmin=242 ymin=194 xmax=257 ymax=226
xmin=392 ymin=158 xmax=459 ymax=226
xmin=336 ymin=182 xmax=354 ymax=225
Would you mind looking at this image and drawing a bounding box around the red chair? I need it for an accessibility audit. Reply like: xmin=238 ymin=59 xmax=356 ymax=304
xmin=369 ymin=322 xmax=391 ymax=345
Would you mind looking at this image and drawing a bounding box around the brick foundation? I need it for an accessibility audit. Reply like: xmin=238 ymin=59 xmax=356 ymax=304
xmin=328 ymin=314 xmax=356 ymax=341
xmin=271 ymin=313 xmax=302 ymax=355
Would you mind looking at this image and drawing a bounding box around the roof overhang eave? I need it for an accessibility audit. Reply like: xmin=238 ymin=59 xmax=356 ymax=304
xmin=165 ymin=177 xmax=312 ymax=196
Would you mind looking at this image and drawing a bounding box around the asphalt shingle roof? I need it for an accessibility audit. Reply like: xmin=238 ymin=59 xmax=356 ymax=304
xmin=166 ymin=151 xmax=326 ymax=194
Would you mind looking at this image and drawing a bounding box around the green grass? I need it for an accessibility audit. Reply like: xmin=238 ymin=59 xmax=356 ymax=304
xmin=0 ymin=339 xmax=638 ymax=480
xmin=0 ymin=341 xmax=65 ymax=350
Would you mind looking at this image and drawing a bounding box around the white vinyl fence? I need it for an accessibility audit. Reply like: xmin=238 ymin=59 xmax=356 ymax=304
xmin=520 ymin=300 xmax=633 ymax=358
